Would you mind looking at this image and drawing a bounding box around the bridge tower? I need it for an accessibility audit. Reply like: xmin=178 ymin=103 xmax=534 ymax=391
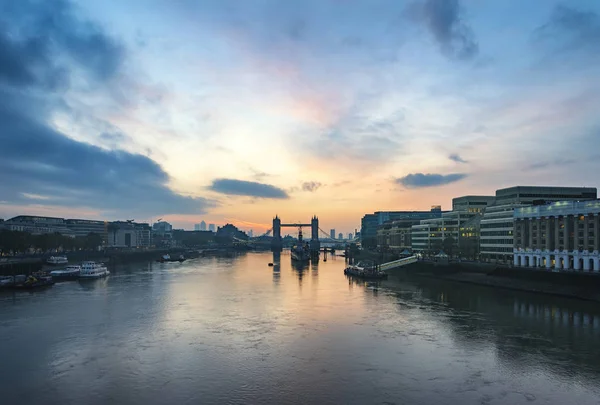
xmin=271 ymin=215 xmax=282 ymax=252
xmin=310 ymin=215 xmax=320 ymax=259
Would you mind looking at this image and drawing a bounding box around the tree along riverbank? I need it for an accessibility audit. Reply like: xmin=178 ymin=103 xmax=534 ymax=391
xmin=397 ymin=261 xmax=600 ymax=303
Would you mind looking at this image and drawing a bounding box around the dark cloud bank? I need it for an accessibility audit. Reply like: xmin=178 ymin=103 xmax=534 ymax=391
xmin=407 ymin=0 xmax=478 ymax=60
xmin=396 ymin=173 xmax=467 ymax=188
xmin=209 ymin=179 xmax=289 ymax=199
xmin=0 ymin=0 xmax=212 ymax=216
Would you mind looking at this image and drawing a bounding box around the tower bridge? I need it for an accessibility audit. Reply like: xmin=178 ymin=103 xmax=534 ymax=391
xmin=271 ymin=216 xmax=321 ymax=259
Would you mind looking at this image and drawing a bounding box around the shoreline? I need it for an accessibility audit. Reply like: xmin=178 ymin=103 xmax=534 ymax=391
xmin=394 ymin=262 xmax=600 ymax=303
xmin=414 ymin=271 xmax=600 ymax=303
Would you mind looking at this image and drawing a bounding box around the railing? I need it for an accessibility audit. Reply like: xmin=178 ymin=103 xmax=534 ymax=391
xmin=379 ymin=255 xmax=418 ymax=271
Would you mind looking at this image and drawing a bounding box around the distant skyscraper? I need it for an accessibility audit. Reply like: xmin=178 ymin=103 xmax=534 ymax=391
xmin=248 ymin=229 xmax=253 ymax=237
xmin=209 ymin=223 xmax=216 ymax=232
xmin=338 ymin=233 xmax=343 ymax=240
xmin=194 ymin=224 xmax=201 ymax=231
xmin=330 ymin=229 xmax=335 ymax=239
xmin=200 ymin=220 xmax=207 ymax=231
xmin=348 ymin=233 xmax=353 ymax=240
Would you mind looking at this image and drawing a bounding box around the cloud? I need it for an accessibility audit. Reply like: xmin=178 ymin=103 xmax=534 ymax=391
xmin=534 ymin=5 xmax=600 ymax=55
xmin=209 ymin=179 xmax=289 ymax=199
xmin=0 ymin=0 xmax=124 ymax=87
xmin=407 ymin=0 xmax=478 ymax=60
xmin=396 ymin=173 xmax=467 ymax=188
xmin=301 ymin=181 xmax=322 ymax=192
xmin=0 ymin=100 xmax=214 ymax=216
xmin=0 ymin=0 xmax=214 ymax=218
xmin=449 ymin=153 xmax=468 ymax=163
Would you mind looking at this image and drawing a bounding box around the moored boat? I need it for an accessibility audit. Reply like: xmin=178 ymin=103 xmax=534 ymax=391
xmin=50 ymin=265 xmax=81 ymax=280
xmin=79 ymin=261 xmax=109 ymax=279
xmin=47 ymin=256 xmax=68 ymax=265
xmin=157 ymin=254 xmax=186 ymax=263
xmin=290 ymin=227 xmax=311 ymax=262
xmin=344 ymin=260 xmax=388 ymax=280
xmin=9 ymin=274 xmax=54 ymax=289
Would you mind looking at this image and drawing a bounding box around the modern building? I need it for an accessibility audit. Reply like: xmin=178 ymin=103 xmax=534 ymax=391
xmin=209 ymin=224 xmax=216 ymax=232
xmin=411 ymin=196 xmax=496 ymax=254
xmin=338 ymin=233 xmax=343 ymax=240
xmin=108 ymin=221 xmax=151 ymax=248
xmin=330 ymin=229 xmax=335 ymax=240
xmin=362 ymin=207 xmax=444 ymax=248
xmin=152 ymin=221 xmax=172 ymax=235
xmin=4 ymin=215 xmax=74 ymax=236
xmin=480 ymin=186 xmax=597 ymax=263
xmin=194 ymin=224 xmax=201 ymax=231
xmin=200 ymin=221 xmax=207 ymax=231
xmin=377 ymin=218 xmax=421 ymax=252
xmin=248 ymin=229 xmax=253 ymax=238
xmin=348 ymin=233 xmax=353 ymax=240
xmin=514 ymin=200 xmax=600 ymax=271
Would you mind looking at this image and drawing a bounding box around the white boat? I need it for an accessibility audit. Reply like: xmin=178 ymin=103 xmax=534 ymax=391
xmin=50 ymin=265 xmax=81 ymax=280
xmin=79 ymin=261 xmax=110 ymax=279
xmin=47 ymin=256 xmax=68 ymax=265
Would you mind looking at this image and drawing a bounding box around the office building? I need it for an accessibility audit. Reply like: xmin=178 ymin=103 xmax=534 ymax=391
xmin=480 ymin=186 xmax=597 ymax=263
xmin=209 ymin=224 xmax=216 ymax=232
xmin=338 ymin=232 xmax=343 ymax=240
xmin=200 ymin=221 xmax=207 ymax=231
xmin=348 ymin=233 xmax=353 ymax=240
xmin=108 ymin=221 xmax=152 ymax=248
xmin=4 ymin=215 xmax=74 ymax=236
xmin=514 ymin=200 xmax=600 ymax=271
xmin=152 ymin=221 xmax=172 ymax=235
xmin=194 ymin=224 xmax=201 ymax=231
xmin=330 ymin=229 xmax=335 ymax=239
xmin=362 ymin=207 xmax=444 ymax=248
xmin=411 ymin=196 xmax=495 ymax=254
xmin=248 ymin=229 xmax=253 ymax=238
xmin=377 ymin=218 xmax=421 ymax=252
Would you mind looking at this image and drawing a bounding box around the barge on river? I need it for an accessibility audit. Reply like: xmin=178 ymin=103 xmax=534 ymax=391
xmin=344 ymin=260 xmax=388 ymax=280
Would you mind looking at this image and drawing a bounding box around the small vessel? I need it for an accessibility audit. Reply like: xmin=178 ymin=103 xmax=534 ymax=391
xmin=50 ymin=265 xmax=81 ymax=280
xmin=290 ymin=227 xmax=311 ymax=262
xmin=10 ymin=274 xmax=54 ymax=289
xmin=0 ymin=276 xmax=14 ymax=288
xmin=344 ymin=260 xmax=388 ymax=280
xmin=47 ymin=256 xmax=68 ymax=265
xmin=157 ymin=254 xmax=186 ymax=263
xmin=79 ymin=261 xmax=110 ymax=279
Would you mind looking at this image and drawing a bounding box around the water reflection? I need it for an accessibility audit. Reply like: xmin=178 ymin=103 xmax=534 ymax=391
xmin=2 ymin=253 xmax=600 ymax=404
xmin=389 ymin=274 xmax=600 ymax=384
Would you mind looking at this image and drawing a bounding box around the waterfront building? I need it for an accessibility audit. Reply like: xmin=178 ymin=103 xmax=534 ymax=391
xmin=108 ymin=221 xmax=151 ymax=248
xmin=362 ymin=207 xmax=444 ymax=248
xmin=411 ymin=196 xmax=495 ymax=254
xmin=330 ymin=229 xmax=335 ymax=240
xmin=4 ymin=215 xmax=74 ymax=236
xmin=480 ymin=186 xmax=597 ymax=264
xmin=377 ymin=218 xmax=420 ymax=252
xmin=513 ymin=200 xmax=600 ymax=271
xmin=209 ymin=224 xmax=216 ymax=232
xmin=152 ymin=221 xmax=172 ymax=235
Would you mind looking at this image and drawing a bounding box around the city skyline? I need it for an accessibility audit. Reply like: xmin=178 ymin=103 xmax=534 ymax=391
xmin=1 ymin=0 xmax=600 ymax=233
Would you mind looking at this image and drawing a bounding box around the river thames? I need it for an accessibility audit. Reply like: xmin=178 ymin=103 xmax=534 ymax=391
xmin=1 ymin=252 xmax=600 ymax=404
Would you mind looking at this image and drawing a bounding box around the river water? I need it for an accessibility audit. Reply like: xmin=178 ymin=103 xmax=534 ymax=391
xmin=1 ymin=252 xmax=600 ymax=405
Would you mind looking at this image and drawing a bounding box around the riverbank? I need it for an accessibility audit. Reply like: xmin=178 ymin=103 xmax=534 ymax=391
xmin=399 ymin=261 xmax=600 ymax=303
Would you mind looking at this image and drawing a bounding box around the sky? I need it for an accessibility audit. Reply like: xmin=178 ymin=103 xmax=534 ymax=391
xmin=1 ymin=0 xmax=600 ymax=234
